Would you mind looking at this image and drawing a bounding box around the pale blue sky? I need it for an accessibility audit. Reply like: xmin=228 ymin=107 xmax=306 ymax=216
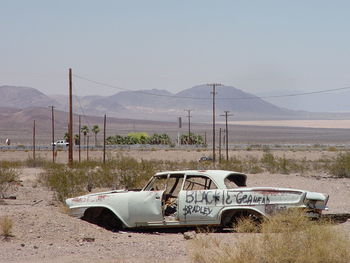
xmin=1 ymin=0 xmax=350 ymax=110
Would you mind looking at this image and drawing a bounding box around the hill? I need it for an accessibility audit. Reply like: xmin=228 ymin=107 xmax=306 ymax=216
xmin=3 ymin=84 xmax=350 ymax=121
xmin=0 ymin=85 xmax=59 ymax=108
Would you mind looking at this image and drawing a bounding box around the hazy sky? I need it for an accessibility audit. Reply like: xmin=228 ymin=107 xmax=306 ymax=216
xmin=1 ymin=0 xmax=350 ymax=110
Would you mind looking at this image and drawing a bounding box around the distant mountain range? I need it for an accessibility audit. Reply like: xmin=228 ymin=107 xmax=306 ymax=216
xmin=2 ymin=84 xmax=350 ymax=121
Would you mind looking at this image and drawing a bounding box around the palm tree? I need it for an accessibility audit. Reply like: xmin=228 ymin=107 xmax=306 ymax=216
xmin=91 ymin=125 xmax=100 ymax=146
xmin=64 ymin=132 xmax=70 ymax=142
xmin=81 ymin=125 xmax=89 ymax=145
xmin=74 ymin=134 xmax=80 ymax=145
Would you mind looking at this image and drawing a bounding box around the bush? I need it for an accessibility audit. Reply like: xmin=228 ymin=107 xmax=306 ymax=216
xmin=40 ymin=164 xmax=87 ymax=202
xmin=26 ymin=156 xmax=48 ymax=168
xmin=233 ymin=216 xmax=261 ymax=233
xmin=40 ymin=156 xmax=161 ymax=201
xmin=190 ymin=209 xmax=350 ymax=263
xmin=329 ymin=152 xmax=350 ymax=178
xmin=0 ymin=167 xmax=19 ymax=198
xmin=0 ymin=216 xmax=13 ymax=239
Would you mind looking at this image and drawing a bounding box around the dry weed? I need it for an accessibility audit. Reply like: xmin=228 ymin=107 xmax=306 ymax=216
xmin=0 ymin=216 xmax=13 ymax=239
xmin=233 ymin=216 xmax=261 ymax=233
xmin=190 ymin=209 xmax=350 ymax=263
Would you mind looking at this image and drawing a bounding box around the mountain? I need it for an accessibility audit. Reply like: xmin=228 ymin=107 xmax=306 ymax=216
xmin=3 ymin=84 xmax=350 ymax=122
xmin=83 ymin=85 xmax=295 ymax=120
xmin=0 ymin=85 xmax=59 ymax=108
xmin=171 ymin=85 xmax=292 ymax=116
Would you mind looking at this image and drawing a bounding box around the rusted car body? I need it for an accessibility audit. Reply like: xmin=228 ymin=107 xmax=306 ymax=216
xmin=65 ymin=170 xmax=329 ymax=229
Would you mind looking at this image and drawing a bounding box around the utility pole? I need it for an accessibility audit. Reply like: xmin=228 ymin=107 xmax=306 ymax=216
xmin=87 ymin=135 xmax=89 ymax=161
xmin=68 ymin=68 xmax=73 ymax=165
xmin=33 ymin=120 xmax=35 ymax=161
xmin=177 ymin=117 xmax=182 ymax=146
xmin=49 ymin=106 xmax=55 ymax=163
xmin=103 ymin=114 xmax=106 ymax=164
xmin=78 ymin=115 xmax=81 ymax=163
xmin=208 ymin=83 xmax=222 ymax=162
xmin=220 ymin=111 xmax=233 ymax=161
xmin=184 ymin=109 xmax=193 ymax=144
xmin=219 ymin=128 xmax=222 ymax=162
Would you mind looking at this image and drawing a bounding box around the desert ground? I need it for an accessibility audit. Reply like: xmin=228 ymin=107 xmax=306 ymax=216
xmin=0 ymin=148 xmax=350 ymax=263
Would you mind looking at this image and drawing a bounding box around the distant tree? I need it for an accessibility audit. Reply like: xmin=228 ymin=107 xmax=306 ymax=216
xmin=181 ymin=133 xmax=204 ymax=145
xmin=81 ymin=125 xmax=89 ymax=145
xmin=149 ymin=133 xmax=171 ymax=145
xmin=64 ymin=132 xmax=70 ymax=142
xmin=91 ymin=125 xmax=100 ymax=146
xmin=74 ymin=134 xmax=80 ymax=145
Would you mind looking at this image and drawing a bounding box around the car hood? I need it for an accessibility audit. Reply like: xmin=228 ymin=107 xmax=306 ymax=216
xmin=66 ymin=189 xmax=131 ymax=207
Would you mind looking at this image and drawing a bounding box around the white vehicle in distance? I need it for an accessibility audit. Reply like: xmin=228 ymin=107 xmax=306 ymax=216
xmin=65 ymin=170 xmax=329 ymax=231
xmin=52 ymin=140 xmax=69 ymax=147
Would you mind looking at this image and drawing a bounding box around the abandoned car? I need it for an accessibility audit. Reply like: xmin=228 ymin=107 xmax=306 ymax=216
xmin=65 ymin=170 xmax=329 ymax=230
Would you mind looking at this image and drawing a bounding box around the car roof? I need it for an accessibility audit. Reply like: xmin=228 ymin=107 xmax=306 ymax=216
xmin=155 ymin=170 xmax=247 ymax=189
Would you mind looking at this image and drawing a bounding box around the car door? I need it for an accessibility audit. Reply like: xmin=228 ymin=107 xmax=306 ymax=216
xmin=128 ymin=190 xmax=164 ymax=225
xmin=178 ymin=174 xmax=222 ymax=223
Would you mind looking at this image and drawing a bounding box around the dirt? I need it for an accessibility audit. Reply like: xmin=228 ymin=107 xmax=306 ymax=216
xmin=1 ymin=151 xmax=350 ymax=263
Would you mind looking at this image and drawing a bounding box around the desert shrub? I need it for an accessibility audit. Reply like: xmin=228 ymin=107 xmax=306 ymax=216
xmin=261 ymin=152 xmax=277 ymax=172
xmin=233 ymin=216 xmax=261 ymax=233
xmin=25 ymin=156 xmax=48 ymax=168
xmin=0 ymin=216 xmax=13 ymax=239
xmin=114 ymin=155 xmax=150 ymax=189
xmin=0 ymin=161 xmax=22 ymax=169
xmin=260 ymin=153 xmax=309 ymax=174
xmin=40 ymin=164 xmax=87 ymax=202
xmin=0 ymin=167 xmax=20 ymax=198
xmin=328 ymin=146 xmax=337 ymax=152
xmin=190 ymin=209 xmax=350 ymax=263
xmin=40 ymin=155 xmax=164 ymax=201
xmin=218 ymin=157 xmax=244 ymax=172
xmin=328 ymin=152 xmax=350 ymax=178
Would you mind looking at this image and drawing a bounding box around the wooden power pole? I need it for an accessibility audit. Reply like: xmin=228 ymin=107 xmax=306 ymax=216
xmin=184 ymin=109 xmax=193 ymax=144
xmin=33 ymin=120 xmax=35 ymax=161
xmin=208 ymin=83 xmax=222 ymax=162
xmin=49 ymin=106 xmax=55 ymax=163
xmin=103 ymin=114 xmax=106 ymax=164
xmin=220 ymin=111 xmax=233 ymax=161
xmin=79 ymin=115 xmax=81 ymax=163
xmin=68 ymin=68 xmax=73 ymax=165
xmin=219 ymin=128 xmax=222 ymax=162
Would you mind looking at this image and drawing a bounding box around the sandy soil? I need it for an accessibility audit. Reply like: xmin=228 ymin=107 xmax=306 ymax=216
xmin=1 ymin=150 xmax=349 ymax=263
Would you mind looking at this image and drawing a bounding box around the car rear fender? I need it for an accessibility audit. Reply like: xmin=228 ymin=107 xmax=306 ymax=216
xmin=219 ymin=207 xmax=266 ymax=226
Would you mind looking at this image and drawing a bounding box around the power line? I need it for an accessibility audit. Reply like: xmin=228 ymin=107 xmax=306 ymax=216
xmin=72 ymin=86 xmax=91 ymax=127
xmin=73 ymin=73 xmax=350 ymax=101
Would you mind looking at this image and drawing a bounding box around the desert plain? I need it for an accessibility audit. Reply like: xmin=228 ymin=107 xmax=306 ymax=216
xmin=0 ymin=146 xmax=349 ymax=263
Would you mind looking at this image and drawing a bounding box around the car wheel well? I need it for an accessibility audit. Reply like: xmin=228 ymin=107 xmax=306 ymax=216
xmin=82 ymin=207 xmax=122 ymax=231
xmin=221 ymin=209 xmax=263 ymax=228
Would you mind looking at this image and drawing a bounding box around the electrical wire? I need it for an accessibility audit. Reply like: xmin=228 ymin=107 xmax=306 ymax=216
xmin=72 ymin=86 xmax=91 ymax=127
xmin=73 ymin=73 xmax=350 ymax=101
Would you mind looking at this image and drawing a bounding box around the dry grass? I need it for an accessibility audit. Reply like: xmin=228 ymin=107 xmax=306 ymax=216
xmin=0 ymin=216 xmax=13 ymax=240
xmin=233 ymin=216 xmax=261 ymax=233
xmin=0 ymin=167 xmax=20 ymax=198
xmin=190 ymin=210 xmax=350 ymax=263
